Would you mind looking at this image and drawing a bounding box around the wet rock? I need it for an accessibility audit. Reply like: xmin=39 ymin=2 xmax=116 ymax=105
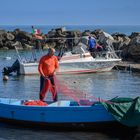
xmin=2 ymin=47 xmax=9 ymax=50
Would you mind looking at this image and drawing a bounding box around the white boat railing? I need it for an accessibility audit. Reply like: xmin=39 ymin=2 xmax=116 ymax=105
xmin=89 ymin=50 xmax=122 ymax=60
xmin=13 ymin=37 xmax=121 ymax=63
xmin=14 ymin=46 xmax=22 ymax=62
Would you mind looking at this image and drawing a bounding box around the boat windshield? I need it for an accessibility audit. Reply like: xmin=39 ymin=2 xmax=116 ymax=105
xmin=72 ymin=43 xmax=88 ymax=54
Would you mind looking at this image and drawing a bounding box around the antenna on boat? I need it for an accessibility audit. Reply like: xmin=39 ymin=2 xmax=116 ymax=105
xmin=14 ymin=46 xmax=22 ymax=62
xmin=80 ymin=46 xmax=85 ymax=54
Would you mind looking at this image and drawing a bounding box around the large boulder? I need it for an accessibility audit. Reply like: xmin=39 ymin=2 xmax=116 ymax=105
xmin=91 ymin=29 xmax=103 ymax=39
xmin=0 ymin=30 xmax=7 ymax=43
xmin=127 ymin=36 xmax=140 ymax=61
xmin=14 ymin=29 xmax=32 ymax=41
xmin=112 ymin=33 xmax=131 ymax=50
xmin=98 ymin=31 xmax=114 ymax=46
xmin=129 ymin=32 xmax=140 ymax=39
xmin=6 ymin=32 xmax=15 ymax=41
xmin=101 ymin=31 xmax=114 ymax=40
xmin=66 ymin=31 xmax=81 ymax=48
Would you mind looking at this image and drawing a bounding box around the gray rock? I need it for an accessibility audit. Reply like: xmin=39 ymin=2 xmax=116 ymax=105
xmin=6 ymin=33 xmax=15 ymax=41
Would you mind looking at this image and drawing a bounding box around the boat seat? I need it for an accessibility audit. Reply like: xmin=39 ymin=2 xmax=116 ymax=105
xmin=70 ymin=101 xmax=79 ymax=106
xmin=10 ymin=101 xmax=23 ymax=105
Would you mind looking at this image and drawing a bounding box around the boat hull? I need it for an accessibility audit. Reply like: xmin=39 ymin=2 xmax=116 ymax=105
xmin=0 ymin=98 xmax=115 ymax=127
xmin=0 ymin=117 xmax=120 ymax=130
xmin=19 ymin=59 xmax=121 ymax=75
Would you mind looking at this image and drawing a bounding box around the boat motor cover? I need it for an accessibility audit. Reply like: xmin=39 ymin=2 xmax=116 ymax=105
xmin=102 ymin=97 xmax=140 ymax=127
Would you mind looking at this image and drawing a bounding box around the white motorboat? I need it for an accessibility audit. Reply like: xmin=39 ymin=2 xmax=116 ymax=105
xmin=3 ymin=43 xmax=121 ymax=75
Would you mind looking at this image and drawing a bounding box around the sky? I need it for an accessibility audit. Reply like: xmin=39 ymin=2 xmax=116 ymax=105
xmin=0 ymin=0 xmax=140 ymax=25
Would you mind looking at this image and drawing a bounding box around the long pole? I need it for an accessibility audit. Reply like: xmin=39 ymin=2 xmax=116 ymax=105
xmin=14 ymin=46 xmax=22 ymax=62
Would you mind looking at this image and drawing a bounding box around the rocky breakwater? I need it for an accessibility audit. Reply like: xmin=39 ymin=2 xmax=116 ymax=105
xmin=0 ymin=27 xmax=140 ymax=62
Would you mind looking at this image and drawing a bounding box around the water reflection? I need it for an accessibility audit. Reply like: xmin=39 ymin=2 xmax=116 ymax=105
xmin=0 ymin=71 xmax=140 ymax=101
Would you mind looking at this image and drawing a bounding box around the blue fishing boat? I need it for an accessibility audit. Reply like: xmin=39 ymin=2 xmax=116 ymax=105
xmin=0 ymin=98 xmax=115 ymax=126
xmin=0 ymin=97 xmax=139 ymax=129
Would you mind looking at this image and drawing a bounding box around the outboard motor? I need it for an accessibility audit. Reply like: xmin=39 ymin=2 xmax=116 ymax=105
xmin=3 ymin=59 xmax=20 ymax=75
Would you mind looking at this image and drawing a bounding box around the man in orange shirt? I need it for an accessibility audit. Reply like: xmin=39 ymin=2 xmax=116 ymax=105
xmin=38 ymin=48 xmax=59 ymax=101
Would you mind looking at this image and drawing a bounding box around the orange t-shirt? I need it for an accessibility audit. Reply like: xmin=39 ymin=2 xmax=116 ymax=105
xmin=38 ymin=55 xmax=59 ymax=76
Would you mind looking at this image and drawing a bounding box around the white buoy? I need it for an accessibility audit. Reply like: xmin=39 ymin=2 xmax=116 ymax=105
xmin=3 ymin=75 xmax=9 ymax=81
xmin=5 ymin=57 xmax=11 ymax=60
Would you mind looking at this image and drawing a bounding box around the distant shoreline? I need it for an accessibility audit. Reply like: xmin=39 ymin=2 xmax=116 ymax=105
xmin=1 ymin=25 xmax=140 ymax=35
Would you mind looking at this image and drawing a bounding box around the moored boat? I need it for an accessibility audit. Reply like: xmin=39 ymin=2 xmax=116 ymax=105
xmin=0 ymin=98 xmax=115 ymax=128
xmin=3 ymin=43 xmax=121 ymax=75
xmin=0 ymin=97 xmax=139 ymax=129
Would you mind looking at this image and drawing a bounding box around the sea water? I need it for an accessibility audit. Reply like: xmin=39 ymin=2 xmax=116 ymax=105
xmin=0 ymin=50 xmax=140 ymax=139
xmin=0 ymin=50 xmax=140 ymax=100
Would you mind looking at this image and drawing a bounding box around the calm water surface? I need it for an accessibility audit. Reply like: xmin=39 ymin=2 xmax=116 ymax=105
xmin=0 ymin=51 xmax=140 ymax=140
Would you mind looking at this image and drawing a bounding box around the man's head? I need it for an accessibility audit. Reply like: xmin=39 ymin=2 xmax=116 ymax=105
xmin=48 ymin=48 xmax=55 ymax=56
xmin=89 ymin=36 xmax=91 ymax=39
